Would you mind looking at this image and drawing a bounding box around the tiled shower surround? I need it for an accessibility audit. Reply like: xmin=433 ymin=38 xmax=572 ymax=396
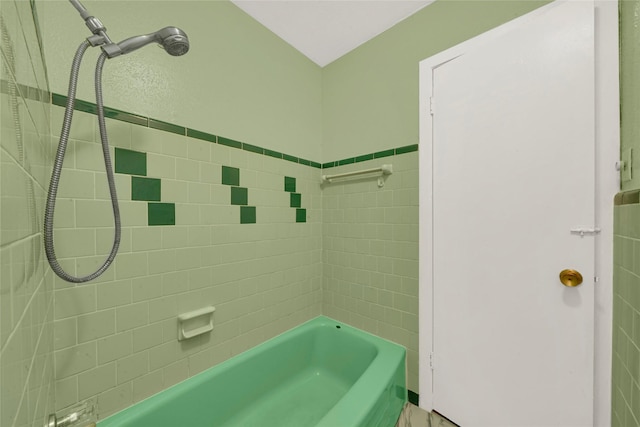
xmin=322 ymin=155 xmax=419 ymax=392
xmin=49 ymin=105 xmax=323 ymax=417
xmin=612 ymin=199 xmax=640 ymax=426
xmin=0 ymin=1 xmax=56 ymax=426
xmin=48 ymin=100 xmax=419 ymax=418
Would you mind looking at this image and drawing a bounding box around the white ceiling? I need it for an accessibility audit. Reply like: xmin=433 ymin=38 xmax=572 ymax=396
xmin=231 ymin=0 xmax=435 ymax=67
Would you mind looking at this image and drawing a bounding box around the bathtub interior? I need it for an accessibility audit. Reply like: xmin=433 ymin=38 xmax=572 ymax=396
xmin=97 ymin=317 xmax=404 ymax=427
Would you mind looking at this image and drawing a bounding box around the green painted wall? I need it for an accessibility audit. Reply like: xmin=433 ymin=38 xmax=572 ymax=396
xmin=42 ymin=0 xmax=323 ymax=161
xmin=613 ymin=1 xmax=640 ymax=425
xmin=322 ymin=0 xmax=549 ymax=162
xmin=620 ymin=0 xmax=640 ymax=191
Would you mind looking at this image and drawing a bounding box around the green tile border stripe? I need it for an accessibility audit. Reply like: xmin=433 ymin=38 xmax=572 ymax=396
xmin=48 ymin=90 xmax=418 ymax=172
xmin=1 ymin=79 xmax=50 ymax=103
xmin=614 ymin=190 xmax=640 ymax=206
xmin=322 ymin=144 xmax=419 ymax=170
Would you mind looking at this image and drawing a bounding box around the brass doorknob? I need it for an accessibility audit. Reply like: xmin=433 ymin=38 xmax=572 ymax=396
xmin=559 ymin=269 xmax=583 ymax=287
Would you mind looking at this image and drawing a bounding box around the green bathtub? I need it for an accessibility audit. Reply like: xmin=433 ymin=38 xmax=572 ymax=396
xmin=98 ymin=316 xmax=406 ymax=427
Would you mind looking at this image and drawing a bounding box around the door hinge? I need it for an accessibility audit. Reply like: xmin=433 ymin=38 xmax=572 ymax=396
xmin=429 ymin=97 xmax=435 ymax=115
xmin=430 ymin=352 xmax=435 ymax=370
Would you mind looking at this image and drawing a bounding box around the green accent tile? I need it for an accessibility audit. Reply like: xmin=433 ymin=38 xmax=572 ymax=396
xmin=51 ymin=94 xmax=69 ymax=108
xmin=103 ymin=106 xmax=148 ymax=126
xmin=231 ymin=187 xmax=248 ymax=205
xmin=115 ymin=148 xmax=147 ymax=176
xmin=296 ymin=208 xmax=306 ymax=223
xmin=408 ymin=390 xmax=419 ymax=406
xmin=148 ymin=203 xmax=175 ymax=226
xmin=283 ymin=154 xmax=299 ymax=163
xmin=322 ymin=162 xmax=335 ymax=169
xmin=132 ymin=177 xmax=161 ymax=201
xmin=219 ymin=137 xmax=242 ymax=149
xmin=395 ymin=144 xmax=419 ymax=155
xmin=338 ymin=158 xmax=355 ymax=166
xmin=243 ymin=143 xmax=264 ymax=155
xmin=355 ymin=153 xmax=374 ymax=163
xmin=264 ymin=149 xmax=283 ymax=159
xmin=284 ymin=176 xmax=296 ymax=192
xmin=187 ymin=128 xmax=217 ymax=143
xmin=290 ymin=193 xmax=301 ymax=208
xmin=310 ymin=161 xmax=322 ymax=169
xmin=75 ymin=98 xmax=98 ymax=115
xmin=222 ymin=166 xmax=240 ymax=186
xmin=26 ymin=85 xmax=40 ymax=101
xmin=373 ymin=149 xmax=395 ymax=159
xmin=149 ymin=119 xmax=185 ymax=135
xmin=298 ymin=158 xmax=312 ymax=166
xmin=240 ymin=206 xmax=256 ymax=224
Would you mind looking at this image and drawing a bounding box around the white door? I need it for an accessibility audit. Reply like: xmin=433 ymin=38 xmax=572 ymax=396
xmin=428 ymin=2 xmax=594 ymax=426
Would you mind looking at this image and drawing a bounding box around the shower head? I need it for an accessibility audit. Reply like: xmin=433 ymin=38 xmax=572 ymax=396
xmin=113 ymin=27 xmax=189 ymax=57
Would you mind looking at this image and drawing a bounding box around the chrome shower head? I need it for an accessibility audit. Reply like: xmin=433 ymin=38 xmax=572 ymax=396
xmin=114 ymin=26 xmax=189 ymax=57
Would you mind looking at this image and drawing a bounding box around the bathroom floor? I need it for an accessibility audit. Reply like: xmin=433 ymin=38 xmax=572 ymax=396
xmin=396 ymin=404 xmax=459 ymax=427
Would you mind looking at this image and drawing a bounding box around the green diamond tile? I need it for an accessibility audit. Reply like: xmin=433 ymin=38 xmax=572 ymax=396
xmin=148 ymin=203 xmax=175 ymax=226
xmin=296 ymin=208 xmax=306 ymax=223
xmin=290 ymin=193 xmax=301 ymax=208
xmin=284 ymin=176 xmax=296 ymax=192
xmin=115 ymin=148 xmax=147 ymax=176
xmin=231 ymin=187 xmax=248 ymax=205
xmin=241 ymin=206 xmax=256 ymax=224
xmin=222 ymin=166 xmax=240 ymax=186
xmin=132 ymin=177 xmax=161 ymax=201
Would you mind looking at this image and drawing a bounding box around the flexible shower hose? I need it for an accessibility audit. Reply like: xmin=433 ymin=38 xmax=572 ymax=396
xmin=44 ymin=41 xmax=121 ymax=283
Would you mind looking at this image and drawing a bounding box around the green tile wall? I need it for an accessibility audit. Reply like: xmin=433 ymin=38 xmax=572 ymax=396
xmin=614 ymin=2 xmax=640 ymax=424
xmin=322 ymin=153 xmax=419 ymax=392
xmin=49 ymin=105 xmax=322 ymax=418
xmin=0 ymin=1 xmax=56 ymax=426
xmin=612 ymin=201 xmax=640 ymax=427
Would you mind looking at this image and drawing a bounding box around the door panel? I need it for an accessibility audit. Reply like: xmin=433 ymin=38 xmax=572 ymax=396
xmin=431 ymin=2 xmax=594 ymax=426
